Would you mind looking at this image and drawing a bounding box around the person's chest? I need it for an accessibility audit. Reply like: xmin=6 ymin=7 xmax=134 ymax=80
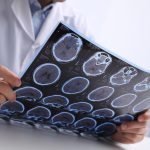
xmin=0 ymin=0 xmax=92 ymax=76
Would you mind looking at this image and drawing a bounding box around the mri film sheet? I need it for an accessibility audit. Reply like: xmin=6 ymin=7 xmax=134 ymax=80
xmin=1 ymin=23 xmax=150 ymax=139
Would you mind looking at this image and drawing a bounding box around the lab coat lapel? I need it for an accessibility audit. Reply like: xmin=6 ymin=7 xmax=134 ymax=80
xmin=34 ymin=2 xmax=64 ymax=46
xmin=20 ymin=3 xmax=64 ymax=75
xmin=11 ymin=0 xmax=35 ymax=41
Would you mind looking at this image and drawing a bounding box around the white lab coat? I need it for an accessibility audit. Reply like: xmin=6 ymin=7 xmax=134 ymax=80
xmin=0 ymin=0 xmax=92 ymax=76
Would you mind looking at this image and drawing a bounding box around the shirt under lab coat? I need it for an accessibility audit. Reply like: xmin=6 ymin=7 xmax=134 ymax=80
xmin=0 ymin=0 xmax=93 ymax=76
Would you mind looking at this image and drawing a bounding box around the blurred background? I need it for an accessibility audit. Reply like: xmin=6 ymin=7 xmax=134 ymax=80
xmin=68 ymin=0 xmax=150 ymax=73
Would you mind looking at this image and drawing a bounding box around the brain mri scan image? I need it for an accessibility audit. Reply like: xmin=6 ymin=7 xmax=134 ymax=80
xmin=83 ymin=52 xmax=112 ymax=77
xmin=67 ymin=102 xmax=93 ymax=113
xmin=33 ymin=63 xmax=61 ymax=86
xmin=51 ymin=112 xmax=75 ymax=126
xmin=16 ymin=86 xmax=43 ymax=101
xmin=0 ymin=101 xmax=25 ymax=115
xmin=111 ymin=93 xmax=137 ymax=108
xmin=91 ymin=108 xmax=115 ymax=119
xmin=134 ymin=77 xmax=150 ymax=92
xmin=133 ymin=97 xmax=150 ymax=113
xmin=110 ymin=66 xmax=138 ymax=86
xmin=73 ymin=117 xmax=97 ymax=131
xmin=41 ymin=95 xmax=69 ymax=108
xmin=4 ymin=23 xmax=149 ymax=139
xmin=87 ymin=86 xmax=114 ymax=102
xmin=62 ymin=77 xmax=89 ymax=94
xmin=52 ymin=33 xmax=82 ymax=63
xmin=95 ymin=122 xmax=117 ymax=136
xmin=26 ymin=106 xmax=51 ymax=121
xmin=113 ymin=114 xmax=134 ymax=124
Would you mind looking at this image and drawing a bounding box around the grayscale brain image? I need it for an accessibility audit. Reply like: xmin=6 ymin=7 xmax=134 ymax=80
xmin=0 ymin=23 xmax=150 ymax=139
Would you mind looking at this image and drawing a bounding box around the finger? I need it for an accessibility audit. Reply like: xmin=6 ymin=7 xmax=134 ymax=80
xmin=138 ymin=110 xmax=150 ymax=122
xmin=118 ymin=126 xmax=148 ymax=135
xmin=112 ymin=132 xmax=144 ymax=144
xmin=119 ymin=133 xmax=144 ymax=143
xmin=112 ymin=132 xmax=133 ymax=144
xmin=0 ymin=65 xmax=21 ymax=87
xmin=0 ymin=81 xmax=16 ymax=101
xmin=0 ymin=77 xmax=4 ymax=81
xmin=0 ymin=94 xmax=6 ymax=104
xmin=120 ymin=121 xmax=147 ymax=130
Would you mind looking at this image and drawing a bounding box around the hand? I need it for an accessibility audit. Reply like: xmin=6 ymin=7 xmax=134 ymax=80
xmin=111 ymin=110 xmax=150 ymax=144
xmin=0 ymin=65 xmax=21 ymax=104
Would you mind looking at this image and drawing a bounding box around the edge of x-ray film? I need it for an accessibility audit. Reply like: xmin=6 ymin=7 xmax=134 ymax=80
xmin=20 ymin=22 xmax=150 ymax=77
xmin=0 ymin=22 xmax=150 ymax=139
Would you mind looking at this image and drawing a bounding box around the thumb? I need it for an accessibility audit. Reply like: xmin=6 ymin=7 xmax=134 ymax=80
xmin=0 ymin=65 xmax=21 ymax=87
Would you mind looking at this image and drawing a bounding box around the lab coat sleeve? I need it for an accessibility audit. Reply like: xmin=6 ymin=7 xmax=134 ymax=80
xmin=72 ymin=12 xmax=95 ymax=41
xmin=61 ymin=2 xmax=95 ymax=41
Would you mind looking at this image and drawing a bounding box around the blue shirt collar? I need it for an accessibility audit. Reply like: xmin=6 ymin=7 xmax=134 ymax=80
xmin=29 ymin=0 xmax=53 ymax=16
xmin=29 ymin=0 xmax=53 ymax=38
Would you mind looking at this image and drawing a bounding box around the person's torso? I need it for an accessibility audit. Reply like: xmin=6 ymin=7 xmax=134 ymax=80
xmin=0 ymin=0 xmax=92 ymax=76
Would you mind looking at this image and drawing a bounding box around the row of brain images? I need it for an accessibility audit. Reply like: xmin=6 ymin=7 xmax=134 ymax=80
xmin=0 ymin=33 xmax=150 ymax=137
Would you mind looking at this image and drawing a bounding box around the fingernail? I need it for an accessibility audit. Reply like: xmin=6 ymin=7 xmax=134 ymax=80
xmin=16 ymin=79 xmax=21 ymax=86
xmin=121 ymin=124 xmax=127 ymax=130
xmin=138 ymin=117 xmax=144 ymax=122
xmin=0 ymin=77 xmax=4 ymax=81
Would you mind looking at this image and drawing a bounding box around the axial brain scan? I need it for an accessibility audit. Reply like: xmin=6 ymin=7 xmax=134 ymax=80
xmin=73 ymin=117 xmax=97 ymax=131
xmin=16 ymin=86 xmax=43 ymax=100
xmin=1 ymin=23 xmax=149 ymax=140
xmin=67 ymin=102 xmax=93 ymax=113
xmin=110 ymin=66 xmax=138 ymax=86
xmin=134 ymin=77 xmax=150 ymax=92
xmin=83 ymin=52 xmax=112 ymax=77
xmin=26 ymin=106 xmax=51 ymax=121
xmin=111 ymin=93 xmax=137 ymax=108
xmin=113 ymin=114 xmax=134 ymax=124
xmin=52 ymin=33 xmax=83 ymax=63
xmin=87 ymin=86 xmax=114 ymax=102
xmin=91 ymin=108 xmax=115 ymax=119
xmin=33 ymin=63 xmax=61 ymax=86
xmin=133 ymin=97 xmax=150 ymax=113
xmin=51 ymin=112 xmax=75 ymax=126
xmin=0 ymin=101 xmax=25 ymax=115
xmin=62 ymin=77 xmax=89 ymax=94
xmin=95 ymin=122 xmax=117 ymax=136
xmin=41 ymin=95 xmax=69 ymax=108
